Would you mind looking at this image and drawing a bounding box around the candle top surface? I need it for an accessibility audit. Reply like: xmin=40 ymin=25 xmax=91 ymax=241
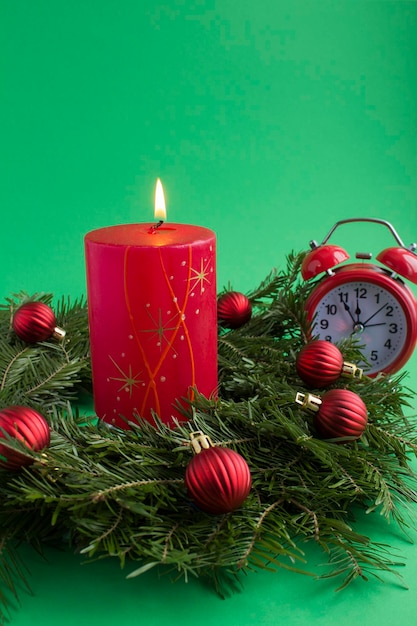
xmin=85 ymin=223 xmax=215 ymax=247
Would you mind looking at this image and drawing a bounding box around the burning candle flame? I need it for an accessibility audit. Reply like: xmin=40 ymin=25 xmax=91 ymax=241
xmin=154 ymin=179 xmax=167 ymax=221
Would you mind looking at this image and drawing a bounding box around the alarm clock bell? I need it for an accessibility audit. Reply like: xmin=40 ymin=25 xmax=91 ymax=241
xmin=301 ymin=217 xmax=417 ymax=284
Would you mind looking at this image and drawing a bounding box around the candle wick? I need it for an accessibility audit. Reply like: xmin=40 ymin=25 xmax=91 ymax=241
xmin=148 ymin=220 xmax=164 ymax=234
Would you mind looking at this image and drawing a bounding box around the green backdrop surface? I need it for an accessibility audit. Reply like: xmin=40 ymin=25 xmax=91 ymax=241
xmin=1 ymin=1 xmax=417 ymax=624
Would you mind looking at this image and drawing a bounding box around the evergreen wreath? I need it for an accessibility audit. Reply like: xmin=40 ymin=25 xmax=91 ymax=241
xmin=1 ymin=252 xmax=417 ymax=619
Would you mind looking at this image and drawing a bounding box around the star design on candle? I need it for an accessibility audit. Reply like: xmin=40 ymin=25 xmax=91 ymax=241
xmin=108 ymin=356 xmax=143 ymax=397
xmin=189 ymin=257 xmax=212 ymax=295
xmin=140 ymin=307 xmax=180 ymax=353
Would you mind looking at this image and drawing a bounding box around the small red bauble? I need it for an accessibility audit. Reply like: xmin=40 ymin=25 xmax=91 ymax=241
xmin=12 ymin=301 xmax=65 ymax=343
xmin=296 ymin=340 xmax=343 ymax=387
xmin=296 ymin=388 xmax=368 ymax=441
xmin=315 ymin=389 xmax=368 ymax=440
xmin=185 ymin=445 xmax=252 ymax=514
xmin=217 ymin=291 xmax=252 ymax=329
xmin=0 ymin=405 xmax=50 ymax=470
xmin=296 ymin=340 xmax=362 ymax=388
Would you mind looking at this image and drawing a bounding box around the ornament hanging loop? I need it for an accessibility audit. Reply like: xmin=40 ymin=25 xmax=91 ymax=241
xmin=295 ymin=392 xmax=322 ymax=412
xmin=189 ymin=431 xmax=214 ymax=454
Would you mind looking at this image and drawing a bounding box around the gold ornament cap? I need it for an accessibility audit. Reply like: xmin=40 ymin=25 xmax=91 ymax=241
xmin=295 ymin=392 xmax=322 ymax=412
xmin=189 ymin=431 xmax=214 ymax=454
xmin=52 ymin=326 xmax=66 ymax=340
xmin=341 ymin=361 xmax=363 ymax=380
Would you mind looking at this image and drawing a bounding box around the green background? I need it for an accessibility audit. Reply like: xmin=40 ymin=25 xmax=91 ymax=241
xmin=1 ymin=1 xmax=417 ymax=624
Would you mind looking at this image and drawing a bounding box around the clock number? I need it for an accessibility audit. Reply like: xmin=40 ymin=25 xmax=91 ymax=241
xmin=354 ymin=287 xmax=367 ymax=298
xmin=307 ymin=275 xmax=412 ymax=375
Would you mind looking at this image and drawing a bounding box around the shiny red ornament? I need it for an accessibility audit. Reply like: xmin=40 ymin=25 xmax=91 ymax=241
xmin=316 ymin=389 xmax=368 ymax=440
xmin=185 ymin=445 xmax=252 ymax=514
xmin=296 ymin=340 xmax=363 ymax=388
xmin=12 ymin=301 xmax=65 ymax=343
xmin=217 ymin=291 xmax=252 ymax=329
xmin=0 ymin=405 xmax=51 ymax=470
xmin=296 ymin=340 xmax=344 ymax=387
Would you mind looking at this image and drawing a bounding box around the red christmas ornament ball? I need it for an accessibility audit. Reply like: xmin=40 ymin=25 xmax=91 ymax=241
xmin=296 ymin=340 xmax=344 ymax=388
xmin=13 ymin=301 xmax=59 ymax=343
xmin=315 ymin=389 xmax=368 ymax=441
xmin=185 ymin=446 xmax=252 ymax=514
xmin=0 ymin=405 xmax=50 ymax=470
xmin=217 ymin=291 xmax=252 ymax=329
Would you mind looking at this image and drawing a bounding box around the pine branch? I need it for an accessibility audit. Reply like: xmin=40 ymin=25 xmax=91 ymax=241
xmin=0 ymin=294 xmax=90 ymax=411
xmin=0 ymin=254 xmax=417 ymax=610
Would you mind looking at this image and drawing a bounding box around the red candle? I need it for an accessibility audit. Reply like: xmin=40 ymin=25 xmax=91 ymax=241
xmin=84 ymin=182 xmax=217 ymax=428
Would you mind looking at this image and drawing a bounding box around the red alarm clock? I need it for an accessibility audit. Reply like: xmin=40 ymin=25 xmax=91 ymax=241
xmin=302 ymin=218 xmax=417 ymax=376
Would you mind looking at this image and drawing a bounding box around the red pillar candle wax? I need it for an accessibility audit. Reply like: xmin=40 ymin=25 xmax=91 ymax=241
xmin=85 ymin=221 xmax=217 ymax=429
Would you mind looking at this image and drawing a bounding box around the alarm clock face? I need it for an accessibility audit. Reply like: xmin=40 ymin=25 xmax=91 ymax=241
xmin=306 ymin=266 xmax=417 ymax=375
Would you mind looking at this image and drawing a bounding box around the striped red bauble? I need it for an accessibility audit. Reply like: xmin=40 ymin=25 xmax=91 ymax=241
xmin=314 ymin=389 xmax=368 ymax=440
xmin=0 ymin=405 xmax=50 ymax=470
xmin=296 ymin=340 xmax=363 ymax=388
xmin=296 ymin=340 xmax=344 ymax=387
xmin=295 ymin=388 xmax=368 ymax=442
xmin=185 ymin=443 xmax=251 ymax=514
xmin=12 ymin=301 xmax=65 ymax=343
xmin=217 ymin=291 xmax=252 ymax=329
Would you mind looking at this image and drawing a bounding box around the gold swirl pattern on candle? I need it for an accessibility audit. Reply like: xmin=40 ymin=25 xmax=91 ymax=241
xmin=121 ymin=244 xmax=206 ymax=419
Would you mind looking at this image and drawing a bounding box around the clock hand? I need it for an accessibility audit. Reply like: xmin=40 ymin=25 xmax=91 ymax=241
xmin=355 ymin=299 xmax=361 ymax=323
xmin=362 ymin=303 xmax=388 ymax=326
xmin=343 ymin=302 xmax=356 ymax=324
xmin=362 ymin=322 xmax=387 ymax=328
